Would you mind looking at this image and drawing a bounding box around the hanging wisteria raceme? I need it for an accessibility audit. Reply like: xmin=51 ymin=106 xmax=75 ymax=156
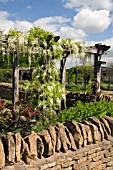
xmin=0 ymin=28 xmax=83 ymax=67
xmin=0 ymin=27 xmax=85 ymax=113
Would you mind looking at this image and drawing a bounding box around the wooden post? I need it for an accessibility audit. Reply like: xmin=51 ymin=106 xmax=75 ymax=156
xmin=94 ymin=54 xmax=99 ymax=80
xmin=96 ymin=61 xmax=101 ymax=92
xmin=59 ymin=44 xmax=110 ymax=92
xmin=93 ymin=54 xmax=100 ymax=93
xmin=75 ymin=67 xmax=78 ymax=85
xmin=108 ymin=70 xmax=111 ymax=90
xmin=68 ymin=69 xmax=70 ymax=84
xmin=12 ymin=51 xmax=19 ymax=104
xmin=60 ymin=57 xmax=66 ymax=90
xmin=92 ymin=43 xmax=110 ymax=93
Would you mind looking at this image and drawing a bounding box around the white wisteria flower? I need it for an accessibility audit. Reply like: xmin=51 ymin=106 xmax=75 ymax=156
xmin=43 ymin=105 xmax=46 ymax=109
xmin=47 ymin=49 xmax=52 ymax=57
xmin=48 ymin=98 xmax=53 ymax=105
xmin=52 ymin=45 xmax=57 ymax=50
xmin=47 ymin=86 xmax=51 ymax=91
xmin=51 ymin=82 xmax=56 ymax=87
xmin=43 ymin=41 xmax=47 ymax=49
xmin=36 ymin=75 xmax=40 ymax=79
xmin=48 ymin=67 xmax=51 ymax=73
xmin=62 ymin=94 xmax=66 ymax=100
xmin=56 ymin=97 xmax=61 ymax=106
xmin=49 ymin=76 xmax=52 ymax=79
xmin=24 ymin=38 xmax=28 ymax=45
xmin=71 ymin=43 xmax=79 ymax=54
xmin=18 ymin=36 xmax=24 ymax=45
xmin=57 ymin=45 xmax=63 ymax=51
xmin=43 ymin=49 xmax=47 ymax=57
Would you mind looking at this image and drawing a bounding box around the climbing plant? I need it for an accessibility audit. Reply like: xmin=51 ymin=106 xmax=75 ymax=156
xmin=0 ymin=27 xmax=84 ymax=114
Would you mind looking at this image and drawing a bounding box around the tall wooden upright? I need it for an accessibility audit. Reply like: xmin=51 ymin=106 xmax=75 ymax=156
xmin=12 ymin=48 xmax=19 ymax=104
xmin=93 ymin=44 xmax=110 ymax=93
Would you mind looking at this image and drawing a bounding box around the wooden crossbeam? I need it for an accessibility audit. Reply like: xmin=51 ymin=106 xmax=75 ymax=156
xmin=85 ymin=47 xmax=110 ymax=55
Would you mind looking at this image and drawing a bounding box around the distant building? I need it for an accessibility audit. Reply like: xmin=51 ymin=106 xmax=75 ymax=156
xmin=101 ymin=66 xmax=113 ymax=82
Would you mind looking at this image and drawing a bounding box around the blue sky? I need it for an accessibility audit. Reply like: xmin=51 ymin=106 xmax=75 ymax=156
xmin=0 ymin=0 xmax=113 ymax=65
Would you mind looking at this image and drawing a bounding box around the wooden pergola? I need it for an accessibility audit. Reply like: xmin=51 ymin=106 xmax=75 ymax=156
xmin=87 ymin=43 xmax=110 ymax=93
xmin=60 ymin=43 xmax=110 ymax=93
xmin=0 ymin=33 xmax=111 ymax=103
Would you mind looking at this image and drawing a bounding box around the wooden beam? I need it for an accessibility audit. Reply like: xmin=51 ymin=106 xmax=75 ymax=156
xmin=85 ymin=47 xmax=110 ymax=55
xmin=98 ymin=61 xmax=106 ymax=65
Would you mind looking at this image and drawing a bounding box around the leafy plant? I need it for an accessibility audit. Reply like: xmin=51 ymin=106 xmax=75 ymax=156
xmin=1 ymin=99 xmax=113 ymax=136
xmin=0 ymin=69 xmax=12 ymax=83
xmin=57 ymin=100 xmax=113 ymax=123
xmin=0 ymin=99 xmax=40 ymax=136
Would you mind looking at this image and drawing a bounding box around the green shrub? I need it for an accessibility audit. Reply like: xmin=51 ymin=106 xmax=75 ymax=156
xmin=0 ymin=69 xmax=12 ymax=83
xmin=57 ymin=100 xmax=113 ymax=123
xmin=1 ymin=99 xmax=113 ymax=136
xmin=0 ymin=54 xmax=13 ymax=69
xmin=0 ymin=99 xmax=57 ymax=136
xmin=66 ymin=84 xmax=92 ymax=92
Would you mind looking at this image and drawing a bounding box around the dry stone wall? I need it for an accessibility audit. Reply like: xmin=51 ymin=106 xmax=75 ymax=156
xmin=0 ymin=84 xmax=112 ymax=103
xmin=0 ymin=84 xmax=28 ymax=100
xmin=0 ymin=116 xmax=113 ymax=170
xmin=66 ymin=92 xmax=112 ymax=108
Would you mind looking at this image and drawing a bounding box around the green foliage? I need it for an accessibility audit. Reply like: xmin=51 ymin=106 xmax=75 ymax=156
xmin=1 ymin=99 xmax=113 ymax=136
xmin=0 ymin=54 xmax=13 ymax=69
xmin=67 ymin=66 xmax=93 ymax=86
xmin=0 ymin=27 xmax=86 ymax=134
xmin=32 ymin=109 xmax=57 ymax=133
xmin=57 ymin=100 xmax=113 ymax=123
xmin=0 ymin=69 xmax=12 ymax=83
xmin=18 ymin=27 xmax=80 ymax=114
xmin=0 ymin=100 xmax=40 ymax=136
xmin=23 ymin=63 xmax=66 ymax=112
xmin=28 ymin=27 xmax=53 ymax=43
xmin=0 ymin=99 xmax=58 ymax=136
xmin=66 ymin=84 xmax=92 ymax=92
xmin=8 ymin=29 xmax=22 ymax=37
xmin=100 ymin=82 xmax=113 ymax=91
xmin=66 ymin=84 xmax=81 ymax=92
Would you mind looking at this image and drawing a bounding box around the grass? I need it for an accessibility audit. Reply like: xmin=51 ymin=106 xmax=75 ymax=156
xmin=66 ymin=84 xmax=92 ymax=93
xmin=66 ymin=81 xmax=113 ymax=93
xmin=100 ymin=82 xmax=113 ymax=91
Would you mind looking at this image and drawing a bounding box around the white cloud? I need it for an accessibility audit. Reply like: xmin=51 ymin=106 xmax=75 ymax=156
xmin=0 ymin=11 xmax=9 ymax=19
xmin=34 ymin=16 xmax=71 ymax=33
xmin=0 ymin=11 xmax=73 ymax=35
xmin=0 ymin=0 xmax=15 ymax=2
xmin=102 ymin=37 xmax=113 ymax=60
xmin=55 ymin=26 xmax=86 ymax=42
xmin=15 ymin=20 xmax=32 ymax=32
xmin=0 ymin=11 xmax=32 ymax=33
xmin=62 ymin=0 xmax=89 ymax=9
xmin=111 ymin=15 xmax=113 ymax=22
xmin=72 ymin=9 xmax=111 ymax=33
xmin=26 ymin=5 xmax=32 ymax=9
xmin=62 ymin=0 xmax=113 ymax=11
xmin=91 ymin=0 xmax=113 ymax=11
xmin=0 ymin=11 xmax=87 ymax=41
xmin=0 ymin=11 xmax=14 ymax=32
xmin=86 ymin=37 xmax=113 ymax=65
